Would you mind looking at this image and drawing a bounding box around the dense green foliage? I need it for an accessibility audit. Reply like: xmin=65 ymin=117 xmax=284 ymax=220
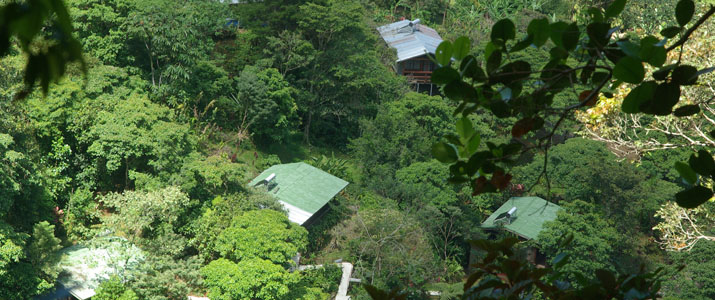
xmin=350 ymin=92 xmax=454 ymax=192
xmin=93 ymin=276 xmax=139 ymax=300
xmin=1 ymin=0 xmax=714 ymax=299
xmin=214 ymin=209 xmax=307 ymax=266
xmin=201 ymin=258 xmax=300 ymax=300
xmin=0 ymin=0 xmax=85 ymax=95
xmin=662 ymin=240 xmax=715 ymax=299
xmin=538 ymin=200 xmax=619 ymax=282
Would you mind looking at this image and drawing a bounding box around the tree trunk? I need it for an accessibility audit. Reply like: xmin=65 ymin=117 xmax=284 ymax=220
xmin=125 ymin=157 xmax=129 ymax=190
xmin=303 ymin=111 xmax=312 ymax=145
xmin=145 ymin=41 xmax=156 ymax=87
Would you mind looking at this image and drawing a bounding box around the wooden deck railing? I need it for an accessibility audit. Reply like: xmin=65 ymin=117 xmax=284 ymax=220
xmin=403 ymin=70 xmax=432 ymax=83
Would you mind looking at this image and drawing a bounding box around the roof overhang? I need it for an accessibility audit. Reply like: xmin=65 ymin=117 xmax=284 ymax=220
xmin=69 ymin=288 xmax=95 ymax=300
xmin=249 ymin=163 xmax=349 ymax=226
xmin=280 ymin=200 xmax=313 ymax=225
xmin=483 ymin=226 xmax=532 ymax=241
xmin=377 ymin=20 xmax=444 ymax=63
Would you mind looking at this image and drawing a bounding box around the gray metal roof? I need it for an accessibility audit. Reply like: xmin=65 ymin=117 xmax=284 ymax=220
xmin=56 ymin=237 xmax=144 ymax=300
xmin=377 ymin=19 xmax=443 ymax=62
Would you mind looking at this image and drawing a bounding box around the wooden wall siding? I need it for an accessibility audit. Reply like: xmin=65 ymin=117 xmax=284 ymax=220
xmin=401 ymin=56 xmax=435 ymax=83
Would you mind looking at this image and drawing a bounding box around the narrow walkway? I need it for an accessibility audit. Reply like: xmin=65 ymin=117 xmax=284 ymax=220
xmin=299 ymin=262 xmax=354 ymax=300
xmin=336 ymin=262 xmax=353 ymax=300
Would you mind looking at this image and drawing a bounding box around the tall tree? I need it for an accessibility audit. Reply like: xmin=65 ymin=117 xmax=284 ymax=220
xmin=27 ymin=221 xmax=62 ymax=290
xmin=538 ymin=200 xmax=619 ymax=283
xmin=227 ymin=66 xmax=298 ymax=144
xmin=126 ymin=0 xmax=224 ymax=101
xmin=294 ymin=0 xmax=404 ymax=145
xmin=350 ymin=92 xmax=454 ymax=193
xmin=86 ymin=95 xmax=194 ymax=190
xmin=67 ymin=0 xmax=135 ymax=66
xmin=100 ymin=186 xmax=191 ymax=241
xmin=338 ymin=208 xmax=436 ymax=295
xmin=201 ymin=258 xmax=300 ymax=300
xmin=265 ymin=30 xmax=316 ymax=77
xmin=214 ymin=209 xmax=307 ymax=267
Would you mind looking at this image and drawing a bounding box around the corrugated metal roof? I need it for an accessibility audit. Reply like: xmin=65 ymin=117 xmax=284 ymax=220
xmin=377 ymin=19 xmax=444 ymax=62
xmin=249 ymin=162 xmax=349 ymax=225
xmin=481 ymin=197 xmax=562 ymax=241
xmin=56 ymin=237 xmax=144 ymax=300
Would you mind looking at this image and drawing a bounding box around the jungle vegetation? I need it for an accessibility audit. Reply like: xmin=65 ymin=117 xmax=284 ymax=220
xmin=0 ymin=0 xmax=714 ymax=299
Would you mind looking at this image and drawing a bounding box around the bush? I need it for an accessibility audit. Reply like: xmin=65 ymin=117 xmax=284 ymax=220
xmin=64 ymin=188 xmax=100 ymax=242
xmin=301 ymin=263 xmax=343 ymax=294
xmin=257 ymin=153 xmax=281 ymax=170
xmin=305 ymin=197 xmax=350 ymax=254
xmin=201 ymin=258 xmax=299 ymax=300
xmin=94 ymin=276 xmax=139 ymax=300
xmin=214 ymin=209 xmax=307 ymax=266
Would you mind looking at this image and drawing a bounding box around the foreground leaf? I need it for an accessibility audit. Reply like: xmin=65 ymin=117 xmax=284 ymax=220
xmin=432 ymin=142 xmax=459 ymax=163
xmin=676 ymin=0 xmax=695 ymax=26
xmin=675 ymin=185 xmax=713 ymax=208
xmin=675 ymin=161 xmax=697 ymax=185
xmin=613 ymin=56 xmax=645 ymax=84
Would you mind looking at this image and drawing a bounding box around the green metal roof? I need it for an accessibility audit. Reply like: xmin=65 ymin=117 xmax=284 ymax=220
xmin=249 ymin=162 xmax=349 ymax=224
xmin=481 ymin=197 xmax=561 ymax=241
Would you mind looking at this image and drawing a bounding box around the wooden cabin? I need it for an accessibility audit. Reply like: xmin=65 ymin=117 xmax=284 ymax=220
xmin=479 ymin=197 xmax=562 ymax=267
xmin=49 ymin=237 xmax=144 ymax=300
xmin=249 ymin=162 xmax=349 ymax=227
xmin=377 ymin=19 xmax=443 ymax=95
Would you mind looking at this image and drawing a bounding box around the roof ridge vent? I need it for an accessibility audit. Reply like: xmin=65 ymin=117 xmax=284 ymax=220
xmin=254 ymin=173 xmax=277 ymax=188
xmin=397 ymin=23 xmax=413 ymax=34
xmin=409 ymin=19 xmax=421 ymax=32
xmin=507 ymin=206 xmax=517 ymax=217
xmin=494 ymin=206 xmax=517 ymax=225
xmin=506 ymin=207 xmax=517 ymax=224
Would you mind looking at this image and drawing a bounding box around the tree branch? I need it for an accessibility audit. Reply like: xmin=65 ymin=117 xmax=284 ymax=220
xmin=666 ymin=5 xmax=715 ymax=52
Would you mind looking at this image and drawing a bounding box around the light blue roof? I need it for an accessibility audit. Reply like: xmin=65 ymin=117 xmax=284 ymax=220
xmin=377 ymin=19 xmax=444 ymax=62
xmin=56 ymin=236 xmax=144 ymax=300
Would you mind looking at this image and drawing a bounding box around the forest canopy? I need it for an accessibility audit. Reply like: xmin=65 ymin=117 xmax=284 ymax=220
xmin=1 ymin=0 xmax=714 ymax=299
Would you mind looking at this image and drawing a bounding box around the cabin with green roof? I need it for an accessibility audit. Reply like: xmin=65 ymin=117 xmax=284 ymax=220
xmin=249 ymin=162 xmax=349 ymax=226
xmin=481 ymin=196 xmax=562 ymax=241
xmin=480 ymin=196 xmax=562 ymax=266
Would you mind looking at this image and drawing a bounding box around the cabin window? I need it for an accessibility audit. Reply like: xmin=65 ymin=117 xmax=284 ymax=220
xmin=427 ymin=60 xmax=436 ymax=71
xmin=404 ymin=58 xmax=436 ymax=71
xmin=405 ymin=60 xmax=420 ymax=70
